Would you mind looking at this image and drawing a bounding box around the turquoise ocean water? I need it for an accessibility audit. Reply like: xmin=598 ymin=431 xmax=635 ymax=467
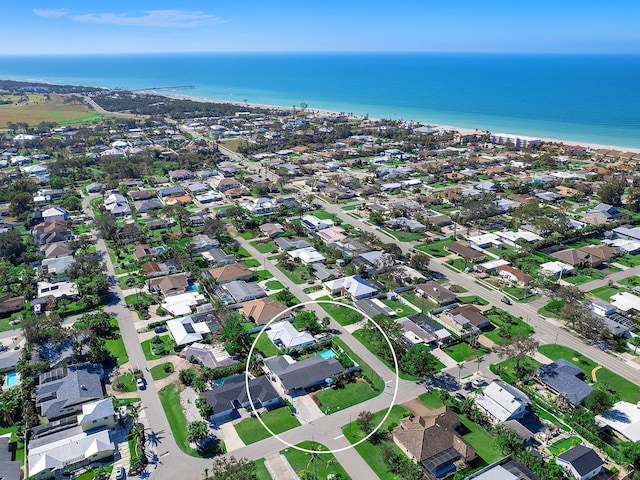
xmin=1 ymin=53 xmax=639 ymax=148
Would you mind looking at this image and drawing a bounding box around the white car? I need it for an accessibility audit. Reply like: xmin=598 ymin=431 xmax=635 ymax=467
xmin=472 ymin=377 xmax=487 ymax=388
xmin=136 ymin=378 xmax=146 ymax=390
xmin=115 ymin=465 xmax=125 ymax=479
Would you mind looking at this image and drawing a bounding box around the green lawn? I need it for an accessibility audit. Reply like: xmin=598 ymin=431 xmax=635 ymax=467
xmin=379 ymin=298 xmax=418 ymax=317
xmin=141 ymin=335 xmax=176 ymax=361
xmin=538 ymin=344 xmax=640 ymax=403
xmin=158 ymin=384 xmax=197 ymax=456
xmin=314 ymin=378 xmax=379 ymax=414
xmin=244 ymin=258 xmax=261 ymax=268
xmin=563 ymin=268 xmax=605 ymax=285
xmin=317 ymin=296 xmax=363 ymax=326
xmin=617 ymin=275 xmax=640 ymax=288
xmin=265 ymin=280 xmax=284 ymax=290
xmin=352 ymin=329 xmax=422 ymax=380
xmin=281 ymin=441 xmax=352 ymax=480
xmin=253 ymin=241 xmax=277 ymax=254
xmin=342 ymin=405 xmax=412 ymax=480
xmin=617 ymin=254 xmax=640 ymax=267
xmin=251 ymin=332 xmax=280 ymax=358
xmin=332 ymin=337 xmax=385 ymax=392
xmin=458 ymin=413 xmax=503 ymax=464
xmin=277 ymin=263 xmax=312 ymax=285
xmin=419 ymin=390 xmax=445 ymax=409
xmin=255 ymin=459 xmax=272 ymax=480
xmin=308 ymin=209 xmax=340 ymax=222
xmin=458 ymin=295 xmax=489 ymax=306
xmin=73 ymin=466 xmax=113 ymax=480
xmin=253 ymin=269 xmax=274 ymax=281
xmin=589 ymin=285 xmax=624 ymax=301
xmin=490 ymin=356 xmax=542 ymax=384
xmin=414 ymin=237 xmax=454 ymax=257
xmin=446 ymin=258 xmax=467 ymax=271
xmin=381 ymin=228 xmax=425 ymax=242
xmin=105 ymin=336 xmax=129 ymax=366
xmin=548 ymin=436 xmax=582 ymax=456
xmin=538 ymin=299 xmax=565 ymax=318
xmin=234 ymin=406 xmax=300 ymax=445
xmin=0 ymin=424 xmax=25 ymax=467
xmin=150 ymin=362 xmax=175 ymax=381
xmin=444 ymin=342 xmax=489 ymax=362
xmin=400 ymin=292 xmax=437 ymax=313
xmin=115 ymin=372 xmax=139 ymax=393
xmin=503 ymin=286 xmax=533 ymax=300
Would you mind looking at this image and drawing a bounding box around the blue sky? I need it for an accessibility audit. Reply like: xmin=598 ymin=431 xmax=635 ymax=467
xmin=3 ymin=1 xmax=640 ymax=54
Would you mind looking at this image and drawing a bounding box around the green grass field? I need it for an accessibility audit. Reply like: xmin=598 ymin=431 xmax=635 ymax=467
xmin=547 ymin=436 xmax=582 ymax=456
xmin=158 ymin=384 xmax=198 ymax=456
xmin=255 ymin=459 xmax=272 ymax=480
xmin=150 ymin=362 xmax=174 ymax=381
xmin=419 ymin=390 xmax=445 ymax=409
xmin=444 ymin=342 xmax=489 ymax=362
xmin=251 ymin=332 xmax=280 ymax=358
xmin=281 ymin=441 xmax=352 ymax=479
xmin=234 ymin=407 xmax=300 ymax=445
xmin=538 ymin=299 xmax=565 ymax=318
xmin=0 ymin=94 xmax=101 ymax=126
xmin=589 ymin=285 xmax=624 ymax=301
xmin=414 ymin=237 xmax=454 ymax=257
xmin=253 ymin=241 xmax=277 ymax=253
xmin=314 ymin=378 xmax=378 ymax=414
xmin=381 ymin=228 xmax=425 ymax=242
xmin=317 ymin=296 xmax=363 ymax=325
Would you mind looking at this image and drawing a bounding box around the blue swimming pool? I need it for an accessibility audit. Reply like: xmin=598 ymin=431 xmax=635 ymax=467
xmin=319 ymin=349 xmax=337 ymax=359
xmin=156 ymin=246 xmax=165 ymax=253
xmin=5 ymin=371 xmax=18 ymax=387
xmin=213 ymin=374 xmax=239 ymax=387
xmin=187 ymin=283 xmax=198 ymax=292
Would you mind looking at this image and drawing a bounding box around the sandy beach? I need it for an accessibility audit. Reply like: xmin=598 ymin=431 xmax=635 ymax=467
xmin=138 ymin=89 xmax=640 ymax=154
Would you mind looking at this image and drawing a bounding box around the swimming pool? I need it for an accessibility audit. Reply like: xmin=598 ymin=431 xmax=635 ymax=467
xmin=156 ymin=246 xmax=165 ymax=253
xmin=5 ymin=371 xmax=18 ymax=387
xmin=187 ymin=283 xmax=198 ymax=292
xmin=318 ymin=349 xmax=337 ymax=359
xmin=213 ymin=374 xmax=239 ymax=387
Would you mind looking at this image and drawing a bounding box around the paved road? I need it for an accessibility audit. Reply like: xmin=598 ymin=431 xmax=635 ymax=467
xmin=578 ymin=264 xmax=640 ymax=292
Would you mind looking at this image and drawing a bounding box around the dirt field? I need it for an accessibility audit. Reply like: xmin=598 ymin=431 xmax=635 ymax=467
xmin=0 ymin=93 xmax=101 ymax=126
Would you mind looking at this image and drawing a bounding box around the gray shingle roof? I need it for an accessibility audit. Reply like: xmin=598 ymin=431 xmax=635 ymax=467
xmin=265 ymin=356 xmax=343 ymax=391
xmin=535 ymin=358 xmax=593 ymax=406
xmin=557 ymin=445 xmax=604 ymax=476
xmin=201 ymin=376 xmax=279 ymax=415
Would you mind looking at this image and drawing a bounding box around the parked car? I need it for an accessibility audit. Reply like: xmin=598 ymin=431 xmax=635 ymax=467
xmin=501 ymin=296 xmax=512 ymax=305
xmin=136 ymin=378 xmax=146 ymax=390
xmin=154 ymin=325 xmax=168 ymax=333
xmin=115 ymin=465 xmax=125 ymax=479
xmin=472 ymin=377 xmax=487 ymax=388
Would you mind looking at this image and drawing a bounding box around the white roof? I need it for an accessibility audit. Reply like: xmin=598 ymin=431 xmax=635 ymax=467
xmin=496 ymin=230 xmax=542 ymax=243
xmin=78 ymin=398 xmax=115 ymax=425
xmin=267 ymin=321 xmax=315 ymax=349
xmin=540 ymin=261 xmax=574 ymax=275
xmin=479 ymin=259 xmax=510 ymax=270
xmin=476 ymin=380 xmax=530 ymax=422
xmin=42 ymin=206 xmax=67 ymax=217
xmin=161 ymin=292 xmax=206 ymax=316
xmin=167 ymin=315 xmax=211 ymax=346
xmin=607 ymin=239 xmax=640 ymax=253
xmin=596 ymin=401 xmax=640 ymax=441
xmin=37 ymin=280 xmax=78 ymax=299
xmin=324 ymin=275 xmax=378 ymax=298
xmin=471 ymin=465 xmax=520 ymax=480
xmin=29 ymin=429 xmax=114 ymax=477
xmin=288 ymin=247 xmax=326 ymax=264
xmin=467 ymin=233 xmax=501 ymax=247
xmin=611 ymin=292 xmax=640 ymax=313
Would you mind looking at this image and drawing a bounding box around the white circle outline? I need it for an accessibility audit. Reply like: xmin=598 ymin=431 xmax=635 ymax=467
xmin=245 ymin=299 xmax=399 ymax=454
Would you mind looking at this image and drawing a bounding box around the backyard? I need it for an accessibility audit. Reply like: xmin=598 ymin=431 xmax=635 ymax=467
xmin=547 ymin=436 xmax=582 ymax=456
xmin=234 ymin=406 xmax=300 ymax=445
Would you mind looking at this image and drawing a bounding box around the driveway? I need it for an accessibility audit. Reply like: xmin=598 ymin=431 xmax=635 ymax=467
xmin=292 ymin=394 xmax=324 ymax=424
xmin=217 ymin=422 xmax=245 ymax=452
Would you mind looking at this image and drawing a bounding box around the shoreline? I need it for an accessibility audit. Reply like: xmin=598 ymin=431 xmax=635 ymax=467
xmin=148 ymin=90 xmax=640 ymax=154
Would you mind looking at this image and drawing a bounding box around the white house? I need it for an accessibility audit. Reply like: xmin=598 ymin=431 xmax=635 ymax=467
xmin=42 ymin=207 xmax=68 ymax=223
xmin=77 ymin=398 xmax=116 ymax=431
xmin=596 ymin=401 xmax=640 ymax=442
xmin=475 ymin=380 xmax=530 ymax=423
xmin=37 ymin=280 xmax=78 ymax=300
xmin=167 ymin=315 xmax=211 ymax=346
xmin=288 ymin=246 xmax=326 ymax=264
xmin=267 ymin=321 xmax=315 ymax=349
xmin=540 ymin=261 xmax=574 ymax=277
xmin=301 ymin=215 xmax=334 ymax=231
xmin=590 ymin=299 xmax=616 ymax=317
xmin=242 ymin=197 xmax=275 ymax=215
xmin=611 ymin=292 xmax=640 ymax=314
xmin=556 ymin=445 xmax=604 ymax=480
xmin=324 ymin=275 xmax=378 ymax=300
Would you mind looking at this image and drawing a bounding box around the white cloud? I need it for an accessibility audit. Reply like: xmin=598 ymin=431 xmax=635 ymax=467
xmin=71 ymin=9 xmax=226 ymax=28
xmin=33 ymin=8 xmax=69 ymax=18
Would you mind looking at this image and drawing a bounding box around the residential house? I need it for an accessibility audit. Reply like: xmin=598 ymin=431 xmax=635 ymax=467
xmin=264 ymin=355 xmax=344 ymax=393
xmin=185 ymin=182 xmax=209 ymax=195
xmin=201 ymin=375 xmax=282 ymax=424
xmin=37 ymin=280 xmax=78 ymax=300
xmin=398 ymin=317 xmax=438 ymax=346
xmin=316 ymin=226 xmax=347 ymax=244
xmin=259 ymin=222 xmax=286 ymax=238
xmin=180 ymin=342 xmax=237 ymax=369
xmin=168 ymin=169 xmax=193 ymax=182
xmin=267 ymin=321 xmax=315 ymax=349
xmin=595 ymin=401 xmax=640 ymax=442
xmin=556 ymin=445 xmax=604 ymax=480
xmin=392 ymin=406 xmax=476 ymax=479
xmin=41 ymin=255 xmax=75 ymax=276
xmin=192 ymin=234 xmax=219 ymax=252
xmin=351 ymin=250 xmax=393 ymax=275
xmin=40 ymin=242 xmax=71 ymax=259
xmin=468 ymin=459 xmax=540 ymax=480
xmin=414 ymin=281 xmax=457 ymax=306
xmin=590 ymin=299 xmax=616 ymax=317
xmin=133 ymin=198 xmax=164 ymax=213
xmin=323 ymin=275 xmax=378 ymax=301
xmin=128 ymin=189 xmax=157 ymax=202
xmin=0 ymin=436 xmax=20 ymax=480
xmin=535 ymin=359 xmax=593 ymax=406
xmin=33 ymin=220 xmax=70 ymax=247
xmin=550 ymin=248 xmax=603 ymax=268
xmin=242 ymin=197 xmax=275 ymax=215
xmin=610 ymin=292 xmax=640 ymax=314
xmin=387 ymin=217 xmax=427 ymax=232
xmin=311 ymin=264 xmax=342 ymax=282
xmin=539 ymin=261 xmax=574 ymax=277
xmin=167 ymin=315 xmax=211 ymax=346
xmin=240 ymin=298 xmax=290 ymax=325
xmin=447 ymin=304 xmax=491 ymax=330
xmin=0 ymin=295 xmax=25 ymax=316
xmin=207 ymin=263 xmax=253 ymax=284
xmin=35 ymin=363 xmax=104 ymax=421
xmin=86 ymin=182 xmax=105 ymax=193
xmin=475 ymin=380 xmax=530 ymax=423
xmin=146 ymin=219 xmax=168 ymax=230
xmin=157 ymin=186 xmax=185 ymax=198
xmin=301 ymin=215 xmax=334 ymax=231
xmin=445 ymin=242 xmax=486 ymax=263
xmin=578 ymin=245 xmax=618 ymax=263
xmin=587 ymin=203 xmax=622 ymax=221
xmin=222 ymin=281 xmax=267 ymax=304
xmin=147 ymin=273 xmax=189 ymax=296
xmin=287 ymin=246 xmax=326 ymax=264
xmin=211 ymin=176 xmax=241 ymax=192
xmin=104 ymin=193 xmax=131 ymax=216
xmin=202 ymin=248 xmax=237 ymax=267
xmin=133 ymin=244 xmax=155 ymax=261
xmin=42 ymin=207 xmax=68 ymax=223
xmin=275 ymin=237 xmax=311 ymax=252
xmin=497 ymin=265 xmax=533 ymax=287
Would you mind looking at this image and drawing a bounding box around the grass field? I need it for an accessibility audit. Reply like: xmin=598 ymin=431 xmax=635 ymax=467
xmin=538 ymin=299 xmax=565 ymax=318
xmin=255 ymin=459 xmax=272 ymax=480
xmin=381 ymin=228 xmax=425 ymax=242
xmin=281 ymin=441 xmax=352 ymax=480
xmin=317 ymin=296 xmax=363 ymax=325
xmin=444 ymin=342 xmax=489 ymax=362
xmin=419 ymin=390 xmax=445 ymax=409
xmin=414 ymin=237 xmax=454 ymax=257
xmin=141 ymin=335 xmax=175 ymax=361
xmin=538 ymin=344 xmax=640 ymax=403
xmin=234 ymin=406 xmax=300 ymax=445
xmin=589 ymin=285 xmax=624 ymax=301
xmin=253 ymin=241 xmax=277 ymax=253
xmin=458 ymin=295 xmax=489 ymax=305
xmin=547 ymin=436 xmax=582 ymax=456
xmin=0 ymin=94 xmax=101 ymax=126
xmin=158 ymin=384 xmax=198 ymax=456
xmin=150 ymin=362 xmax=174 ymax=381
xmin=351 ymin=329 xmax=419 ymax=380
xmin=617 ymin=254 xmax=640 ymax=268
xmin=251 ymin=332 xmax=280 ymax=358
xmin=314 ymin=378 xmax=378 ymax=414
xmin=617 ymin=275 xmax=640 ymax=288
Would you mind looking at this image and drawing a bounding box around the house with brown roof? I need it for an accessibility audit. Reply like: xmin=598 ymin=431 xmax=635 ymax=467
xmin=551 ymin=248 xmax=603 ymax=268
xmin=578 ymin=245 xmax=618 ymax=262
xmin=133 ymin=244 xmax=155 ymax=261
xmin=207 ymin=263 xmax=254 ymax=284
xmin=415 ymin=281 xmax=457 ymax=306
xmin=147 ymin=273 xmax=189 ymax=296
xmin=447 ymin=304 xmax=491 ymax=330
xmin=392 ymin=406 xmax=476 ymax=479
xmin=445 ymin=242 xmax=485 ymax=263
xmin=168 ymin=169 xmax=193 ymax=182
xmin=496 ymin=265 xmax=533 ymax=287
xmin=239 ymin=298 xmax=291 ymax=325
xmin=0 ymin=295 xmax=25 ymax=316
xmin=507 ymin=193 xmax=536 ymax=205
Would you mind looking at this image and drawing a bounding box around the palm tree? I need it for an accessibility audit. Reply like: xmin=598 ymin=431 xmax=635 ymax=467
xmin=630 ymin=336 xmax=640 ymax=354
xmin=457 ymin=362 xmax=464 ymax=383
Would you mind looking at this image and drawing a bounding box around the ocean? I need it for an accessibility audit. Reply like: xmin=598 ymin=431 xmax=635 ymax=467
xmin=0 ymin=52 xmax=639 ymax=148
